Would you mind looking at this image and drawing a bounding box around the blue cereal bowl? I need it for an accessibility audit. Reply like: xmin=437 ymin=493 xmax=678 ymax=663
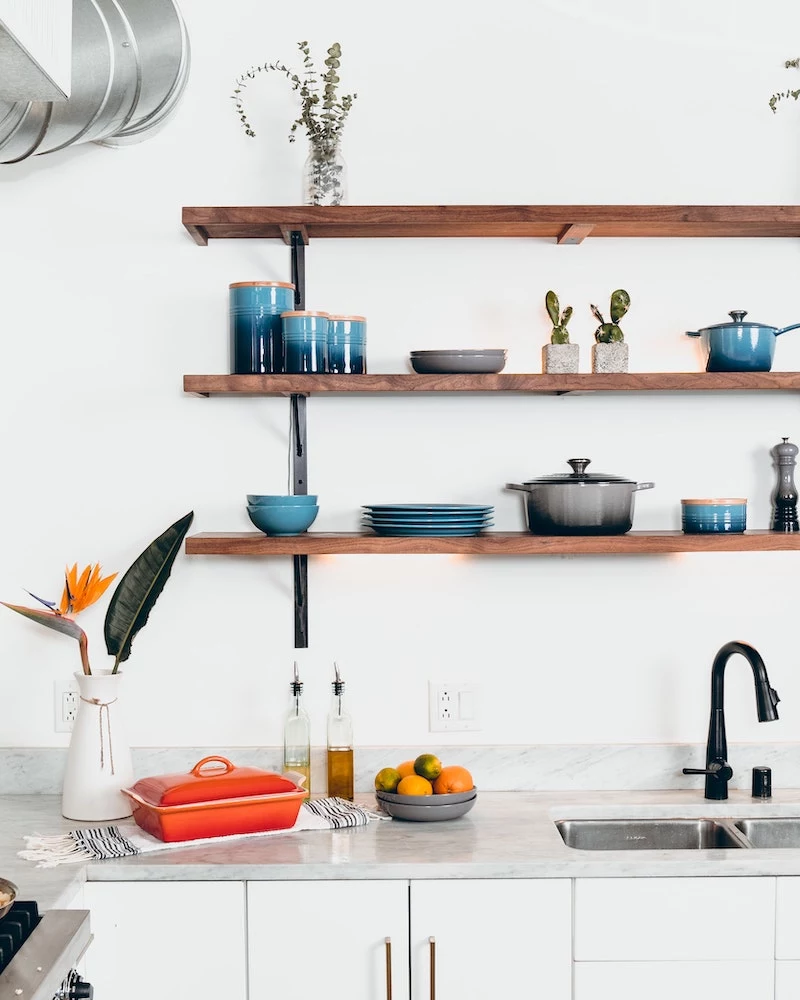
xmin=681 ymin=498 xmax=747 ymax=534
xmin=247 ymin=494 xmax=318 ymax=506
xmin=247 ymin=505 xmax=320 ymax=536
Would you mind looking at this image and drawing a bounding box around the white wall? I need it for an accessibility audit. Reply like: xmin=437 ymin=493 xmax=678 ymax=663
xmin=2 ymin=0 xmax=800 ymax=753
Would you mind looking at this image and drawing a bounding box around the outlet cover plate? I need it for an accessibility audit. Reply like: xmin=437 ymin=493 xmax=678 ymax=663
xmin=428 ymin=681 xmax=481 ymax=732
xmin=54 ymin=679 xmax=79 ymax=733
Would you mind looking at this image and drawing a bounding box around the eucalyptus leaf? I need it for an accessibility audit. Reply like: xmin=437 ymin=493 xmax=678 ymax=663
xmin=104 ymin=511 xmax=194 ymax=673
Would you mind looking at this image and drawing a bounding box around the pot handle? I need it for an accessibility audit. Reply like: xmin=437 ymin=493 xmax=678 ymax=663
xmin=633 ymin=482 xmax=655 ymax=492
xmin=505 ymin=483 xmax=532 ymax=492
xmin=776 ymin=323 xmax=800 ymax=336
xmin=191 ymin=756 xmax=235 ymax=776
xmin=685 ymin=330 xmax=702 ymax=338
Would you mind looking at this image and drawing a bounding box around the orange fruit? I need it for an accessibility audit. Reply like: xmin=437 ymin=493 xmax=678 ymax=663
xmin=397 ymin=760 xmax=416 ymax=778
xmin=374 ymin=767 xmax=402 ymax=793
xmin=397 ymin=775 xmax=433 ymax=796
xmin=433 ymin=765 xmax=474 ymax=794
xmin=414 ymin=753 xmax=442 ymax=781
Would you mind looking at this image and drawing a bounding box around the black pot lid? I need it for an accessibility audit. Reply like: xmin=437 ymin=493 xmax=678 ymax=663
xmin=700 ymin=310 xmax=775 ymax=331
xmin=523 ymin=458 xmax=635 ymax=485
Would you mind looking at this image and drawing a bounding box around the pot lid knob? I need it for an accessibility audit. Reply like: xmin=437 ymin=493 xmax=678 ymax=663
xmin=567 ymin=458 xmax=591 ymax=476
xmin=728 ymin=310 xmax=748 ymax=323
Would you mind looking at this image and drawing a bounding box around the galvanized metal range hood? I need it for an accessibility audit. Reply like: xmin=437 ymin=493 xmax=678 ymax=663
xmin=0 ymin=0 xmax=190 ymax=162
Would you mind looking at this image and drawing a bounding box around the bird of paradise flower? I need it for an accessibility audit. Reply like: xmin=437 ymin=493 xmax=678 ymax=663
xmin=2 ymin=512 xmax=194 ymax=675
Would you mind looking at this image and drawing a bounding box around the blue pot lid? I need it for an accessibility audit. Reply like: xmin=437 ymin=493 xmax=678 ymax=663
xmin=701 ymin=310 xmax=776 ymax=331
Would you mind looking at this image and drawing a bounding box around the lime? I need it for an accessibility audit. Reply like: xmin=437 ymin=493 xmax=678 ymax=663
xmin=374 ymin=767 xmax=402 ymax=793
xmin=414 ymin=753 xmax=442 ymax=781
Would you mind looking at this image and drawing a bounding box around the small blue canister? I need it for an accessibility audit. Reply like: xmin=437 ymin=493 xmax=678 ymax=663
xmin=230 ymin=281 xmax=295 ymax=374
xmin=328 ymin=314 xmax=367 ymax=374
xmin=282 ymin=311 xmax=330 ymax=374
xmin=681 ymin=498 xmax=747 ymax=533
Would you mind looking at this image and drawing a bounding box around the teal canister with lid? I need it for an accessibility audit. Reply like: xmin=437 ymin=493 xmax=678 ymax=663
xmin=282 ymin=311 xmax=330 ymax=373
xmin=327 ymin=315 xmax=367 ymax=374
xmin=230 ymin=281 xmax=295 ymax=374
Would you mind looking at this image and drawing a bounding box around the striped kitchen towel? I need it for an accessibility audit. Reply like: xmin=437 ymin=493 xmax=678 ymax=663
xmin=19 ymin=797 xmax=387 ymax=868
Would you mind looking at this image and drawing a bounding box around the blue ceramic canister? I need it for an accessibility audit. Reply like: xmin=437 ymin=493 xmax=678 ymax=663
xmin=327 ymin=314 xmax=367 ymax=374
xmin=681 ymin=498 xmax=747 ymax=534
xmin=281 ymin=311 xmax=330 ymax=374
xmin=230 ymin=281 xmax=295 ymax=374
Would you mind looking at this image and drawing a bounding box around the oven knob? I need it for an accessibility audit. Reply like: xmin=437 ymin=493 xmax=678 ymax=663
xmin=68 ymin=977 xmax=92 ymax=1000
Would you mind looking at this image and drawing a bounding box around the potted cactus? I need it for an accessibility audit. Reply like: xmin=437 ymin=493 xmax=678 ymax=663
xmin=590 ymin=289 xmax=630 ymax=373
xmin=542 ymin=290 xmax=579 ymax=374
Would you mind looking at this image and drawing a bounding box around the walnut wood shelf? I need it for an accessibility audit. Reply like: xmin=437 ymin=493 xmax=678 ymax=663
xmin=182 ymin=205 xmax=800 ymax=246
xmin=184 ymin=372 xmax=800 ymax=397
xmin=185 ymin=531 xmax=800 ymax=556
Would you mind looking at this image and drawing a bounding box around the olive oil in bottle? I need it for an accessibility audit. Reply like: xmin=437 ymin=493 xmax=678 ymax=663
xmin=283 ymin=661 xmax=311 ymax=796
xmin=326 ymin=662 xmax=354 ymax=800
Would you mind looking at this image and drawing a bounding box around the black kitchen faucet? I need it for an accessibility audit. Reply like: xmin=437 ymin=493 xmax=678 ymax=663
xmin=683 ymin=641 xmax=781 ymax=801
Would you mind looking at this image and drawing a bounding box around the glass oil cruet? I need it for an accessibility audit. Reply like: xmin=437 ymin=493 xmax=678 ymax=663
xmin=326 ymin=661 xmax=354 ymax=800
xmin=283 ymin=661 xmax=311 ymax=796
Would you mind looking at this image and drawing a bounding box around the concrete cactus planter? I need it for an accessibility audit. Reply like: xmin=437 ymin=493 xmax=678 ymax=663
xmin=592 ymin=342 xmax=629 ymax=374
xmin=542 ymin=343 xmax=580 ymax=374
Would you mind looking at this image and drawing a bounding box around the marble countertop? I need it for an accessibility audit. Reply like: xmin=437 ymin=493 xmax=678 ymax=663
xmin=9 ymin=789 xmax=800 ymax=909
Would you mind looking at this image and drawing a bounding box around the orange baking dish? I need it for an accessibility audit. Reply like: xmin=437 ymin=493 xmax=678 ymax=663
xmin=121 ymin=756 xmax=306 ymax=842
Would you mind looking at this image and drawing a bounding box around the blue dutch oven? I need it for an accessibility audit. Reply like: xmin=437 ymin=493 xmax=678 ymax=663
xmin=686 ymin=310 xmax=800 ymax=372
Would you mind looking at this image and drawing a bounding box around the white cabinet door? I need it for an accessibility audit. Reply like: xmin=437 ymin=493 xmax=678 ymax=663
xmin=574 ymin=877 xmax=775 ymax=961
xmin=84 ymin=881 xmax=246 ymax=1000
xmin=777 ymin=878 xmax=800 ymax=959
xmin=776 ymin=962 xmax=800 ymax=998
xmin=575 ymin=960 xmax=774 ymax=1000
xmin=410 ymin=879 xmax=571 ymax=1000
xmin=248 ymin=880 xmax=409 ymax=1000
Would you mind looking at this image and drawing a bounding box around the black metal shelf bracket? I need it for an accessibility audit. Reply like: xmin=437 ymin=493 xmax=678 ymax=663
xmin=289 ymin=229 xmax=309 ymax=647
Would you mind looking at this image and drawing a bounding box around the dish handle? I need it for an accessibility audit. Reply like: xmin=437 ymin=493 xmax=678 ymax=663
xmin=191 ymin=756 xmax=235 ymax=777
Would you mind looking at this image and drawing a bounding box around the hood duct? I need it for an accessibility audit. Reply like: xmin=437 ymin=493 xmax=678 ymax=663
xmin=0 ymin=0 xmax=189 ymax=163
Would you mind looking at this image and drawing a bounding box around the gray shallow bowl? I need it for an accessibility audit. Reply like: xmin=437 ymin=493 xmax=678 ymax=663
xmin=377 ymin=787 xmax=477 ymax=806
xmin=375 ymin=791 xmax=477 ymax=822
xmin=0 ymin=878 xmax=17 ymax=920
xmin=410 ymin=353 xmax=507 ymax=375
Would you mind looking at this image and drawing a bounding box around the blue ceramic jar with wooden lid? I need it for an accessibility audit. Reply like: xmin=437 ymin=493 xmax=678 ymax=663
xmin=281 ymin=311 xmax=330 ymax=373
xmin=328 ymin=315 xmax=367 ymax=374
xmin=230 ymin=281 xmax=295 ymax=374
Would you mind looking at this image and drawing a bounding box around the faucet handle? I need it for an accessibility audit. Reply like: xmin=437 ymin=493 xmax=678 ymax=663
xmin=683 ymin=761 xmax=733 ymax=782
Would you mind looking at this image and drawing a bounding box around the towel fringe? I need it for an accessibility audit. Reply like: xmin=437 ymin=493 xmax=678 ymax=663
xmin=18 ymin=833 xmax=94 ymax=868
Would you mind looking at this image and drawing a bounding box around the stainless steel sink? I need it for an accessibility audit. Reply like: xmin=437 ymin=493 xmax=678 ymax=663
xmin=733 ymin=818 xmax=800 ymax=848
xmin=556 ymin=818 xmax=748 ymax=851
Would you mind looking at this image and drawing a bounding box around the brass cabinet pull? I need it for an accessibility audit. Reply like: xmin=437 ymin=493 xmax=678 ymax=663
xmin=429 ymin=936 xmax=436 ymax=1000
xmin=385 ymin=937 xmax=392 ymax=1000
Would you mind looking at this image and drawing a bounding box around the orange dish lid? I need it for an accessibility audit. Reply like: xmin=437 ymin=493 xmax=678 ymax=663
xmin=229 ymin=281 xmax=295 ymax=289
xmin=130 ymin=756 xmax=301 ymax=807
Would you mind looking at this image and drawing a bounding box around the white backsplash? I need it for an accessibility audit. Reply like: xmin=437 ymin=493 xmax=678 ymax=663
xmin=3 ymin=744 xmax=800 ymax=795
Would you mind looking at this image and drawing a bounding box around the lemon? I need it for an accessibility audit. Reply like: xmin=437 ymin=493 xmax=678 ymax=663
xmin=414 ymin=753 xmax=442 ymax=782
xmin=374 ymin=767 xmax=402 ymax=793
xmin=397 ymin=774 xmax=433 ymax=796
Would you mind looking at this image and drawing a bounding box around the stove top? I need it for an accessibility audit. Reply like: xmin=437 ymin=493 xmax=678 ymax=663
xmin=0 ymin=902 xmax=92 ymax=1000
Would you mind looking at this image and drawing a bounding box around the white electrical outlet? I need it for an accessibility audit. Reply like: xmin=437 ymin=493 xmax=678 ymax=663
xmin=54 ymin=679 xmax=79 ymax=732
xmin=428 ymin=681 xmax=481 ymax=732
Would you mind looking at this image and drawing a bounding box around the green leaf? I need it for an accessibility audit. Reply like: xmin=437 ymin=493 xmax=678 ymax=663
xmin=545 ymin=290 xmax=559 ymax=326
xmin=104 ymin=512 xmax=194 ymax=672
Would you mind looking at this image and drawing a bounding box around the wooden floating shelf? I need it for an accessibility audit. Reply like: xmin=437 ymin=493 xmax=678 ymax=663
xmin=182 ymin=205 xmax=800 ymax=246
xmin=184 ymin=372 xmax=800 ymax=397
xmin=185 ymin=531 xmax=800 ymax=556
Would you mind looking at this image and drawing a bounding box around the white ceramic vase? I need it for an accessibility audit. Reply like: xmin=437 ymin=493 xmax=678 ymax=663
xmin=61 ymin=670 xmax=135 ymax=822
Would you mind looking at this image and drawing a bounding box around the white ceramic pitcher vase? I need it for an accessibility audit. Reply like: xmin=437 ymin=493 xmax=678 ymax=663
xmin=61 ymin=670 xmax=135 ymax=822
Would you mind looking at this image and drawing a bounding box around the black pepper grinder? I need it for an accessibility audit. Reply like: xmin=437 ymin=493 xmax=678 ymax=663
xmin=771 ymin=437 xmax=800 ymax=532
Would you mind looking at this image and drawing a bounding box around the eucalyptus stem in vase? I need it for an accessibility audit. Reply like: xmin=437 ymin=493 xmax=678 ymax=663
xmin=232 ymin=41 xmax=358 ymax=206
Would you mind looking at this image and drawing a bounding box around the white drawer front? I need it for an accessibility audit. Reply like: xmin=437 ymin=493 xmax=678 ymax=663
xmin=574 ymin=877 xmax=775 ymax=961
xmin=575 ymin=960 xmax=774 ymax=1000
xmin=777 ymin=879 xmax=800 ymax=959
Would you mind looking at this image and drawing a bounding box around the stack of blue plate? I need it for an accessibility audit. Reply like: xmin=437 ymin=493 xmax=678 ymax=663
xmin=362 ymin=503 xmax=494 ymax=536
